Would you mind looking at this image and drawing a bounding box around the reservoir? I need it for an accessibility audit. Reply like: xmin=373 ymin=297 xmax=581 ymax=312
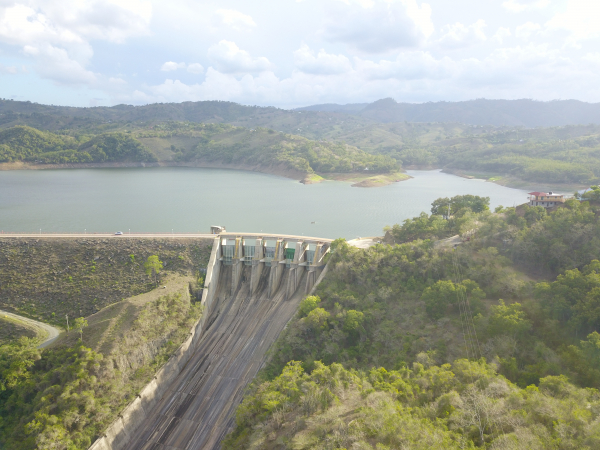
xmin=0 ymin=168 xmax=530 ymax=239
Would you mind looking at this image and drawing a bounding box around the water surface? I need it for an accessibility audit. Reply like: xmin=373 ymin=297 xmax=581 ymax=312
xmin=0 ymin=168 xmax=529 ymax=239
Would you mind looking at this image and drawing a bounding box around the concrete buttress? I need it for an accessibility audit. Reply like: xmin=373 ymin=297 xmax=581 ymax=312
xmin=268 ymin=239 xmax=285 ymax=298
xmin=250 ymin=238 xmax=264 ymax=293
xmin=305 ymin=242 xmax=324 ymax=294
xmin=231 ymin=237 xmax=243 ymax=295
xmin=286 ymin=241 xmax=305 ymax=298
xmin=201 ymin=236 xmax=221 ymax=307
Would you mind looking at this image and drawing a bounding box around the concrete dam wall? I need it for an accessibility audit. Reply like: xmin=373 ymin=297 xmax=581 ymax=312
xmin=89 ymin=234 xmax=331 ymax=450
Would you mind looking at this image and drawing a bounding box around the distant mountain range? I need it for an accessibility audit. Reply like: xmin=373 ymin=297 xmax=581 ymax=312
xmin=297 ymin=98 xmax=600 ymax=127
xmin=2 ymin=97 xmax=600 ymax=128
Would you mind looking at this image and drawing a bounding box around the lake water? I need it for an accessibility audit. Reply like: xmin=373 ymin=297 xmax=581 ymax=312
xmin=0 ymin=168 xmax=530 ymax=239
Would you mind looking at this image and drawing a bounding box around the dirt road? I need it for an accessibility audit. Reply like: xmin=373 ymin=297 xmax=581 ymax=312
xmin=0 ymin=309 xmax=61 ymax=348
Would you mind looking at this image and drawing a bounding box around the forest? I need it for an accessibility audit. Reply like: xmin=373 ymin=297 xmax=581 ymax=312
xmin=0 ymin=123 xmax=398 ymax=177
xmin=0 ymin=126 xmax=156 ymax=164
xmin=223 ymin=197 xmax=600 ymax=449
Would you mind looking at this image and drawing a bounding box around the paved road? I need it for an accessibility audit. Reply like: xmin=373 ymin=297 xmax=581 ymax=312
xmin=0 ymin=232 xmax=333 ymax=242
xmin=0 ymin=233 xmax=216 ymax=239
xmin=0 ymin=309 xmax=61 ymax=348
xmin=128 ymin=266 xmax=307 ymax=450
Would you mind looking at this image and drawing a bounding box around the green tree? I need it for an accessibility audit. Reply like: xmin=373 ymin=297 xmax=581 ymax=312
xmin=144 ymin=255 xmax=163 ymax=286
xmin=305 ymin=308 xmax=330 ymax=331
xmin=73 ymin=317 xmax=88 ymax=342
xmin=580 ymin=185 xmax=600 ymax=201
xmin=343 ymin=310 xmax=364 ymax=332
xmin=422 ymin=280 xmax=463 ymax=320
xmin=431 ymin=195 xmax=490 ymax=216
xmin=299 ymin=296 xmax=321 ymax=317
xmin=488 ymin=300 xmax=531 ymax=338
xmin=0 ymin=338 xmax=40 ymax=392
xmin=523 ymin=205 xmax=547 ymax=226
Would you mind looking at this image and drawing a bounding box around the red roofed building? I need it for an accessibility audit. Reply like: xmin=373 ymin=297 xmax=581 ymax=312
xmin=528 ymin=191 xmax=565 ymax=208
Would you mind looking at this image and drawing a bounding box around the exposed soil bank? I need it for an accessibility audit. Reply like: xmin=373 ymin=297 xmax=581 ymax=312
xmin=321 ymin=171 xmax=411 ymax=187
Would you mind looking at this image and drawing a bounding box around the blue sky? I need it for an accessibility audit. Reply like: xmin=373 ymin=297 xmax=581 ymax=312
xmin=0 ymin=0 xmax=599 ymax=108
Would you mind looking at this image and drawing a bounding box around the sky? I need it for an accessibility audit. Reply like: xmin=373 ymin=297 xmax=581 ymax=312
xmin=0 ymin=0 xmax=599 ymax=108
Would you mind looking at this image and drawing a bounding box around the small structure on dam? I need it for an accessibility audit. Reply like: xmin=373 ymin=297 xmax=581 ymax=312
xmin=90 ymin=233 xmax=331 ymax=450
xmin=202 ymin=233 xmax=330 ymax=309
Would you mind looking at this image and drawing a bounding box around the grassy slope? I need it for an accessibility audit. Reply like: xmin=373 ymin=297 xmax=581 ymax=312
xmin=0 ymin=238 xmax=211 ymax=326
xmin=54 ymin=273 xmax=193 ymax=351
xmin=0 ymin=316 xmax=38 ymax=344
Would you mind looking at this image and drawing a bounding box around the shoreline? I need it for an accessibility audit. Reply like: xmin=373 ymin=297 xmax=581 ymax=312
xmin=440 ymin=168 xmax=584 ymax=193
xmin=3 ymin=161 xmax=579 ymax=192
xmin=0 ymin=161 xmax=410 ymax=188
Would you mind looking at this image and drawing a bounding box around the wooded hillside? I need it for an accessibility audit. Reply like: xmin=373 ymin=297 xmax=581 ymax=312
xmin=224 ymin=197 xmax=600 ymax=449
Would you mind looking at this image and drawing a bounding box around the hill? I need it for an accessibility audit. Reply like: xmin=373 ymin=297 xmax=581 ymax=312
xmin=224 ymin=197 xmax=600 ymax=449
xmin=298 ymin=98 xmax=600 ymax=127
xmin=0 ymin=123 xmax=403 ymax=186
xmin=5 ymin=99 xmax=600 ymax=188
xmin=5 ymin=97 xmax=600 ymax=132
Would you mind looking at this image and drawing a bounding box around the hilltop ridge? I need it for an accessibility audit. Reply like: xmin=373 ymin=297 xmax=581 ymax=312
xmin=3 ymin=97 xmax=600 ymax=129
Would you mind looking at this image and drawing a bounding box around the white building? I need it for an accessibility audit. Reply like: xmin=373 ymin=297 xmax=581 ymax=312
xmin=528 ymin=192 xmax=565 ymax=208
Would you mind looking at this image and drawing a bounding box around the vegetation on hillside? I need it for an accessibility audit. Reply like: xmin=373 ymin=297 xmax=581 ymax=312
xmin=0 ymin=126 xmax=156 ymax=164
xmin=0 ymin=292 xmax=201 ymax=450
xmin=224 ymin=360 xmax=600 ymax=449
xmin=0 ymin=122 xmax=397 ymax=176
xmin=4 ymin=107 xmax=600 ymax=186
xmin=225 ymin=196 xmax=600 ymax=449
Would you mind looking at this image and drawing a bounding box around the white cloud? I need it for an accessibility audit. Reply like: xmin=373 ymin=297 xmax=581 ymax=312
xmin=402 ymin=0 xmax=434 ymax=38
xmin=161 ymin=61 xmax=186 ymax=71
xmin=213 ymin=9 xmax=256 ymax=31
xmin=108 ymin=77 xmax=126 ymax=85
xmin=0 ymin=0 xmax=151 ymax=87
xmin=32 ymin=44 xmax=97 ymax=85
xmin=583 ymin=52 xmax=600 ymax=64
xmin=502 ymin=0 xmax=550 ymax=13
xmin=492 ymin=27 xmax=512 ymax=44
xmin=354 ymin=51 xmax=454 ymax=81
xmin=294 ymin=45 xmax=352 ymax=75
xmin=207 ymin=40 xmax=271 ymax=74
xmin=187 ymin=63 xmax=204 ymax=74
xmin=122 ymin=39 xmax=599 ymax=107
xmin=546 ymin=0 xmax=600 ymax=41
xmin=0 ymin=63 xmax=18 ymax=74
xmin=515 ymin=22 xmax=541 ymax=40
xmin=322 ymin=1 xmax=433 ymax=53
xmin=437 ymin=20 xmax=487 ymax=49
xmin=160 ymin=61 xmax=204 ymax=74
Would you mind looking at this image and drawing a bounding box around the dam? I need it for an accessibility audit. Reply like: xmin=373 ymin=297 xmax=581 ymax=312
xmin=89 ymin=233 xmax=332 ymax=450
